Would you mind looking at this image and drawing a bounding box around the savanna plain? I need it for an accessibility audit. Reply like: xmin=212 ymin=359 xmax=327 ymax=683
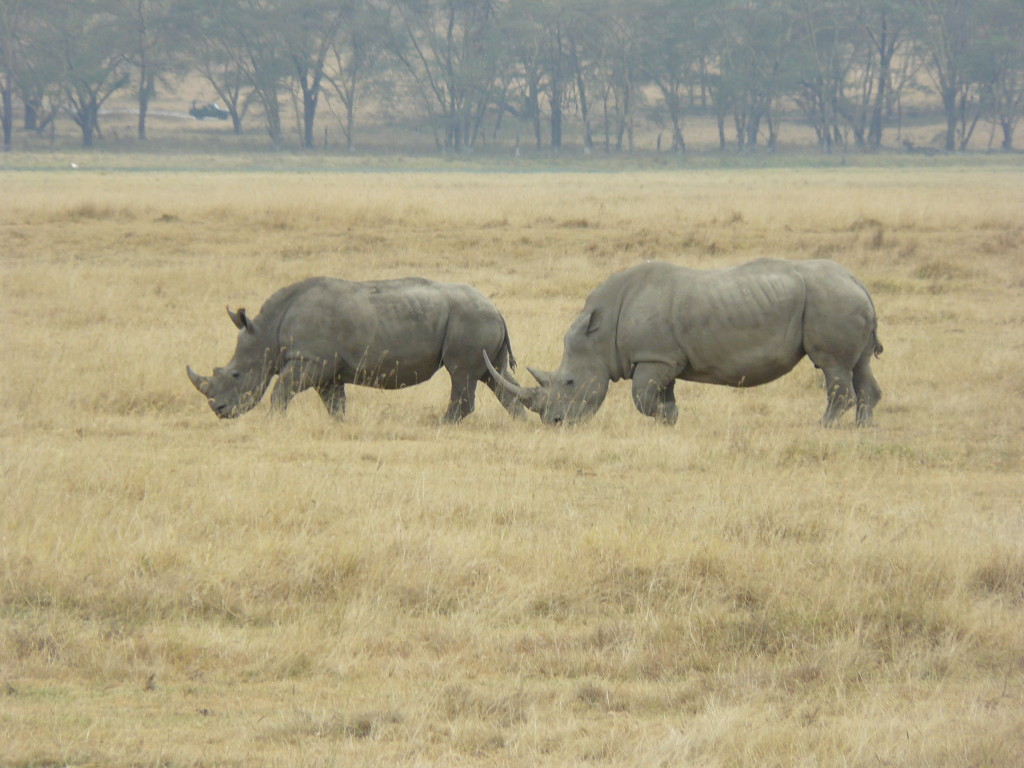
xmin=2 ymin=158 xmax=1023 ymax=767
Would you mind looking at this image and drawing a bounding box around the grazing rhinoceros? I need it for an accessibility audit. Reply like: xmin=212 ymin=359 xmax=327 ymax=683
xmin=485 ymin=259 xmax=882 ymax=427
xmin=187 ymin=277 xmax=526 ymax=423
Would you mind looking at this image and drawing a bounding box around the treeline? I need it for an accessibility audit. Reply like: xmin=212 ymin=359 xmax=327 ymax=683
xmin=2 ymin=0 xmax=1022 ymax=153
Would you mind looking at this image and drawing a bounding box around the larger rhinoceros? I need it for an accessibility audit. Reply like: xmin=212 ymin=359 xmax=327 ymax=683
xmin=187 ymin=277 xmax=526 ymax=423
xmin=485 ymin=259 xmax=882 ymax=427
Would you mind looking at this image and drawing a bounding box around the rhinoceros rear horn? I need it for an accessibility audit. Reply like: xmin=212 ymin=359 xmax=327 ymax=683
xmin=186 ymin=365 xmax=212 ymax=395
xmin=483 ymin=350 xmax=543 ymax=412
xmin=527 ymin=367 xmax=553 ymax=387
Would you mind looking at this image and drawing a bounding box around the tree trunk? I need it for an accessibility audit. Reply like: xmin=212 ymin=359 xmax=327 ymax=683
xmin=81 ymin=102 xmax=98 ymax=148
xmin=999 ymin=118 xmax=1014 ymax=150
xmin=137 ymin=72 xmax=153 ymax=141
xmin=569 ymin=38 xmax=592 ymax=151
xmin=868 ymin=49 xmax=890 ymax=147
xmin=867 ymin=15 xmax=887 ymax=148
xmin=265 ymin=103 xmax=282 ymax=145
xmin=941 ymin=85 xmax=956 ymax=151
xmin=550 ymin=93 xmax=562 ymax=150
xmin=302 ymin=87 xmax=318 ymax=149
xmin=2 ymin=87 xmax=11 ymax=151
xmin=528 ymin=81 xmax=541 ymax=150
xmin=23 ymin=95 xmax=37 ymax=130
xmin=346 ymin=99 xmax=355 ymax=152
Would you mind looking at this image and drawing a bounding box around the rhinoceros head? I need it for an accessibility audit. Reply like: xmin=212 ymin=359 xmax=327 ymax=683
xmin=485 ymin=309 xmax=610 ymax=426
xmin=186 ymin=307 xmax=276 ymax=419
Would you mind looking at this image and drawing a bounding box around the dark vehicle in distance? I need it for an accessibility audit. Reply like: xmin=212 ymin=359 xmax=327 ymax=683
xmin=189 ymin=101 xmax=229 ymax=120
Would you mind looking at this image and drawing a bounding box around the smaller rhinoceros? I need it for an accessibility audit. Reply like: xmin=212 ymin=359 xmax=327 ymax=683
xmin=187 ymin=277 xmax=526 ymax=423
xmin=485 ymin=259 xmax=882 ymax=427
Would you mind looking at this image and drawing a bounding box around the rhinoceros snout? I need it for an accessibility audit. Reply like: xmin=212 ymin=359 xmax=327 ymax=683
xmin=210 ymin=400 xmax=233 ymax=418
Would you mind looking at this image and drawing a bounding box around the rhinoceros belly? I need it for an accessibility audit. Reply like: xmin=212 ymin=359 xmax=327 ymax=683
xmin=351 ymin=346 xmax=443 ymax=389
xmin=675 ymin=271 xmax=806 ymax=387
xmin=681 ymin=342 xmax=804 ymax=387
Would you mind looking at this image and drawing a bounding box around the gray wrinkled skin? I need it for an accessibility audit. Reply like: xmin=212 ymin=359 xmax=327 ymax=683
xmin=187 ymin=277 xmax=526 ymax=424
xmin=486 ymin=259 xmax=882 ymax=427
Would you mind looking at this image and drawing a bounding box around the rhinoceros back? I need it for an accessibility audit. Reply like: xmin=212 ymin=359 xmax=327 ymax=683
xmin=266 ymin=277 xmax=508 ymax=390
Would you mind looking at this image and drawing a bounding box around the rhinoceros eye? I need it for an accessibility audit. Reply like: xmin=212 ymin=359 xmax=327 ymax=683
xmin=565 ymin=379 xmax=574 ymax=387
xmin=231 ymin=372 xmax=240 ymax=379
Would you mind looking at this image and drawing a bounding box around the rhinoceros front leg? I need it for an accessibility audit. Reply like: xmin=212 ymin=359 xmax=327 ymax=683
xmin=315 ymin=379 xmax=347 ymax=419
xmin=631 ymin=362 xmax=679 ymax=425
xmin=269 ymin=359 xmax=325 ymax=413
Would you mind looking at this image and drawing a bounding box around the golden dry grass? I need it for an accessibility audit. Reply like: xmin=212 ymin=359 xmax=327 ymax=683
xmin=2 ymin=161 xmax=1023 ymax=767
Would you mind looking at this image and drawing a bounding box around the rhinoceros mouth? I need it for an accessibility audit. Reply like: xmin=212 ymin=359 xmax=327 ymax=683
xmin=209 ymin=396 xmax=260 ymax=419
xmin=211 ymin=401 xmax=235 ymax=419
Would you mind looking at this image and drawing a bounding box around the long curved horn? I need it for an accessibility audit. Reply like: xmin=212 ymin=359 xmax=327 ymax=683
xmin=483 ymin=350 xmax=543 ymax=411
xmin=186 ymin=365 xmax=212 ymax=395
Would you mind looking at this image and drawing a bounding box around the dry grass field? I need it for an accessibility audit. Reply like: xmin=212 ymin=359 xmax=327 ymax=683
xmin=2 ymin=158 xmax=1023 ymax=767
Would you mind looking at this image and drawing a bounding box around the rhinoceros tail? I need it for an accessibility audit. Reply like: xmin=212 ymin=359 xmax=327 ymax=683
xmin=500 ymin=318 xmax=517 ymax=371
xmin=851 ymin=273 xmax=883 ymax=359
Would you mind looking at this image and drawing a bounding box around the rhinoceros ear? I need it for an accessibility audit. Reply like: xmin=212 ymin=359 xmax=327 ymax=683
xmin=584 ymin=310 xmax=601 ymax=335
xmin=227 ymin=306 xmax=255 ymax=333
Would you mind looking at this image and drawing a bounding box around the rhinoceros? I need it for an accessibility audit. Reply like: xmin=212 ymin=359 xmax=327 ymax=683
xmin=485 ymin=259 xmax=882 ymax=427
xmin=187 ymin=277 xmax=526 ymax=423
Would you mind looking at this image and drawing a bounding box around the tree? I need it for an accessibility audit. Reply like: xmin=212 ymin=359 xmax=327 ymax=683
xmin=0 ymin=0 xmax=25 ymax=150
xmin=849 ymin=0 xmax=917 ymax=148
xmin=502 ymin=0 xmax=589 ymax=151
xmin=280 ymin=0 xmax=345 ymax=149
xmin=605 ymin=1 xmax=645 ymax=151
xmin=390 ymin=0 xmax=503 ymax=152
xmin=565 ymin=18 xmax=596 ymax=152
xmin=539 ymin=3 xmax=578 ymax=151
xmin=233 ymin=0 xmax=290 ymax=144
xmin=179 ymin=0 xmax=291 ymax=144
xmin=501 ymin=0 xmax=547 ymax=149
xmin=711 ymin=0 xmax=802 ymax=151
xmin=172 ymin=0 xmax=252 ymax=134
xmin=50 ymin=0 xmax=131 ymax=147
xmin=114 ymin=0 xmax=180 ymax=141
xmin=792 ymin=0 xmax=845 ymax=151
xmin=977 ymin=0 xmax=1024 ymax=150
xmin=914 ymin=0 xmax=985 ymax=150
xmin=324 ymin=0 xmax=390 ymax=152
xmin=638 ymin=0 xmax=711 ymax=152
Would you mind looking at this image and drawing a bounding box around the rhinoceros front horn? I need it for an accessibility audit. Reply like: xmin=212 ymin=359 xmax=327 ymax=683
xmin=186 ymin=365 xmax=212 ymax=395
xmin=483 ymin=350 xmax=543 ymax=412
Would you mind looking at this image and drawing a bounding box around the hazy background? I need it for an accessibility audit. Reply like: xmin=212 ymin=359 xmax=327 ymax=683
xmin=2 ymin=0 xmax=1023 ymax=156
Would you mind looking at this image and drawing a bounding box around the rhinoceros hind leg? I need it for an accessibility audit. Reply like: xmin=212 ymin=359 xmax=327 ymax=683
xmin=852 ymin=352 xmax=881 ymax=427
xmin=632 ymin=362 xmax=679 ymax=426
xmin=444 ymin=376 xmax=477 ymax=424
xmin=820 ymin=366 xmax=855 ymax=427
